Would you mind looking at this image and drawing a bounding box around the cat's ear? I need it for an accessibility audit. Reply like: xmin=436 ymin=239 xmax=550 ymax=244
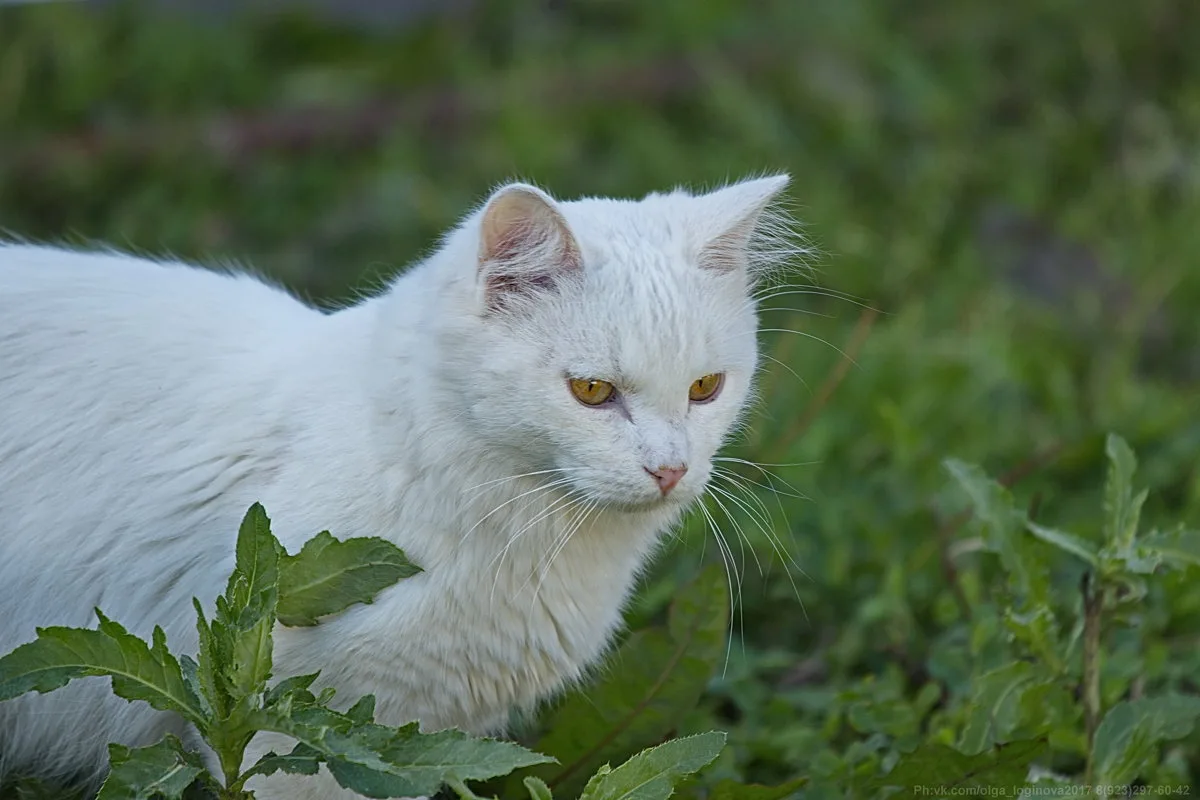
xmin=477 ymin=183 xmax=581 ymax=312
xmin=695 ymin=174 xmax=792 ymax=274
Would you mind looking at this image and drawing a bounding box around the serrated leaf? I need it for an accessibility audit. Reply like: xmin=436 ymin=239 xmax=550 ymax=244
xmin=97 ymin=735 xmax=210 ymax=800
xmin=262 ymin=671 xmax=321 ymax=713
xmin=0 ymin=611 xmax=205 ymax=726
xmin=177 ymin=655 xmax=213 ymax=722
xmin=216 ymin=503 xmax=281 ymax=702
xmin=1024 ymin=521 xmax=1098 ymax=566
xmin=958 ymin=662 xmax=1043 ymax=755
xmin=345 ymin=694 xmax=377 ymax=724
xmin=526 ymin=565 xmax=728 ymax=799
xmin=706 ymin=777 xmax=807 ymax=800
xmin=577 ymin=732 xmax=726 ymax=800
xmin=277 ymin=532 xmax=422 ymax=627
xmin=224 ymin=503 xmax=281 ymax=626
xmin=873 ymin=738 xmax=1046 ymax=798
xmin=1103 ymin=434 xmax=1141 ymax=548
xmin=246 ymin=743 xmax=324 ymax=780
xmin=191 ymin=601 xmax=224 ymax=721
xmin=525 ymin=776 xmax=555 ymax=800
xmin=332 ymin=722 xmax=554 ymax=798
xmin=254 ymin=707 xmax=553 ymax=798
xmin=1092 ymin=695 xmax=1200 ymax=785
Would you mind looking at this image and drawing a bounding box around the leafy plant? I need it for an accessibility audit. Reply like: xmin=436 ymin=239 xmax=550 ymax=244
xmin=0 ymin=506 xmax=751 ymax=800
xmin=0 ymin=505 xmax=549 ymax=798
xmin=868 ymin=434 xmax=1200 ymax=796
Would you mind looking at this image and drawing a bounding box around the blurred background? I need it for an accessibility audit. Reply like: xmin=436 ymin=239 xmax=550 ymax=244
xmin=2 ymin=0 xmax=1200 ymax=796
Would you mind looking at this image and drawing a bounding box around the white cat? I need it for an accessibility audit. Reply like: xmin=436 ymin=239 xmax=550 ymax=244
xmin=0 ymin=175 xmax=797 ymax=798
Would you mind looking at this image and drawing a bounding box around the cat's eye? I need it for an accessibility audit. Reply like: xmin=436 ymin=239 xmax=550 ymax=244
xmin=569 ymin=378 xmax=616 ymax=406
xmin=689 ymin=373 xmax=724 ymax=403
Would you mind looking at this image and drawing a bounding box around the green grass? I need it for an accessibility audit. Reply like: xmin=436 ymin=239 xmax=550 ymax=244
xmin=2 ymin=0 xmax=1199 ymax=797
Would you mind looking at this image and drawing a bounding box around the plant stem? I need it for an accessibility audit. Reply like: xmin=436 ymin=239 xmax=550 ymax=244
xmin=1082 ymin=571 xmax=1103 ymax=789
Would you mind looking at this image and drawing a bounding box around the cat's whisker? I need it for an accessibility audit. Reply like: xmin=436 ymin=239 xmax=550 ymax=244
xmin=711 ymin=466 xmax=814 ymax=610
xmin=697 ymin=497 xmax=741 ymax=678
xmin=749 ymin=327 xmax=859 ymax=365
xmin=705 ymin=485 xmax=763 ymax=578
xmin=463 ymin=467 xmax=582 ymax=496
xmin=755 ymin=306 xmax=833 ymax=319
xmin=750 ymin=286 xmax=878 ymax=312
xmin=756 ymin=352 xmax=809 ymax=392
xmin=712 ymin=459 xmax=810 ymax=501
xmin=709 ymin=472 xmax=809 ymax=609
xmin=705 ymin=485 xmax=770 ymax=660
xmin=712 ymin=468 xmax=791 ymax=549
xmin=535 ymin=498 xmax=593 ymax=586
xmin=489 ymin=491 xmax=582 ymax=605
xmin=527 ymin=498 xmax=600 ymax=619
xmin=460 ymin=477 xmax=575 ymax=544
xmin=703 ymin=487 xmax=755 ymax=659
xmin=712 ymin=456 xmax=812 ymax=500
xmin=710 ymin=473 xmax=777 ymax=547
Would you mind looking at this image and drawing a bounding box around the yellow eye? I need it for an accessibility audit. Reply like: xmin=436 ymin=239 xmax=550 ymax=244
xmin=689 ymin=373 xmax=724 ymax=403
xmin=569 ymin=378 xmax=616 ymax=406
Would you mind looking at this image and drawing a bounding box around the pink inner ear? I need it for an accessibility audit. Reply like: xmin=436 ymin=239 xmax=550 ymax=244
xmin=478 ymin=187 xmax=583 ymax=313
xmin=490 ymin=219 xmax=543 ymax=264
xmin=699 ymin=227 xmax=751 ymax=273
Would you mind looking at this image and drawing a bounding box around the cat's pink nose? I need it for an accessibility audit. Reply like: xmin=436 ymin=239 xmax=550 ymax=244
xmin=646 ymin=464 xmax=688 ymax=495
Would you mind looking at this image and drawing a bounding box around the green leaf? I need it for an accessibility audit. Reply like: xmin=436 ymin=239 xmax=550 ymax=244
xmin=263 ymin=671 xmax=321 ymax=709
xmin=577 ymin=732 xmax=726 ymax=800
xmin=215 ymin=503 xmax=281 ymax=702
xmin=524 ymin=776 xmax=555 ymax=800
xmin=0 ymin=611 xmax=205 ymax=726
xmin=1103 ymin=434 xmax=1143 ymax=549
xmin=958 ymin=662 xmax=1043 ymax=755
xmin=253 ymin=706 xmax=553 ymax=798
xmin=332 ymin=723 xmax=554 ymax=798
xmin=277 ymin=531 xmax=422 ymax=627
xmin=97 ymin=735 xmax=210 ymax=800
xmin=527 ymin=565 xmax=728 ymax=799
xmin=1139 ymin=527 xmax=1200 ymax=569
xmin=178 ymin=654 xmax=213 ymax=722
xmin=1001 ymin=604 xmax=1062 ymax=672
xmin=1024 ymin=521 xmax=1098 ymax=566
xmin=246 ymin=743 xmax=324 ymax=780
xmin=944 ymin=460 xmax=1048 ymax=604
xmin=706 ymin=777 xmax=808 ymax=800
xmin=873 ymin=738 xmax=1047 ymax=798
xmin=191 ymin=600 xmax=224 ymax=721
xmin=345 ymin=694 xmax=377 ymax=724
xmin=1092 ymin=695 xmax=1200 ymax=785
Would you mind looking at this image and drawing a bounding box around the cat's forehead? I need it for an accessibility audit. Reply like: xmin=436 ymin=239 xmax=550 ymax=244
xmin=558 ymin=194 xmax=692 ymax=259
xmin=546 ymin=198 xmax=756 ymax=394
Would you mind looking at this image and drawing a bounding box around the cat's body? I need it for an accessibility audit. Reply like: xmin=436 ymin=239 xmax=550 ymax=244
xmin=0 ymin=177 xmax=793 ymax=798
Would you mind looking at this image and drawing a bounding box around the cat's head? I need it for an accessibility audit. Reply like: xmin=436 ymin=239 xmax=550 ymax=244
xmin=445 ymin=176 xmax=797 ymax=512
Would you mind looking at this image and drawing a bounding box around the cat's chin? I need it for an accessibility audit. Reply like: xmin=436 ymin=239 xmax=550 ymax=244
xmin=603 ymin=492 xmax=696 ymax=515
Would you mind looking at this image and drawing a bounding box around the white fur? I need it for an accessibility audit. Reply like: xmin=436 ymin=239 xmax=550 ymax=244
xmin=0 ymin=176 xmax=794 ymax=798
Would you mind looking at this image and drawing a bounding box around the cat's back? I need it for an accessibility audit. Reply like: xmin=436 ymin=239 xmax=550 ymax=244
xmin=0 ymin=243 xmax=318 ymax=414
xmin=0 ymin=244 xmax=322 ymax=629
xmin=0 ymin=243 xmax=310 ymax=361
